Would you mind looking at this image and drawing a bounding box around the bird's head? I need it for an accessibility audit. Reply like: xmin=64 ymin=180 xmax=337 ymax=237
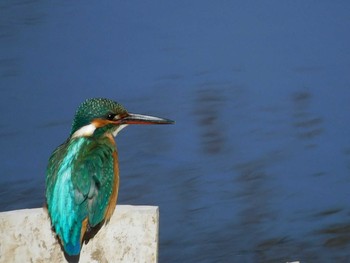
xmin=70 ymin=98 xmax=174 ymax=138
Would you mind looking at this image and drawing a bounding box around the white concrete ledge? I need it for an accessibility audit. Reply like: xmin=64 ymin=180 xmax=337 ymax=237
xmin=0 ymin=205 xmax=159 ymax=263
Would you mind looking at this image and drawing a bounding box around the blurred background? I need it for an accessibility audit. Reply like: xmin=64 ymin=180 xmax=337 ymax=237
xmin=1 ymin=1 xmax=350 ymax=262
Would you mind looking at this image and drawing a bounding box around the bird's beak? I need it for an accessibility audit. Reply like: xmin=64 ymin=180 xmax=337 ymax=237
xmin=119 ymin=113 xmax=175 ymax=125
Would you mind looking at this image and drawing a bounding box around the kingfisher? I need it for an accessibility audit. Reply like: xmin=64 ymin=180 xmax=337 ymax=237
xmin=45 ymin=98 xmax=174 ymax=256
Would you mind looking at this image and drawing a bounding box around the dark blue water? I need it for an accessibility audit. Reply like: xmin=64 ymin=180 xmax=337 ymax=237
xmin=1 ymin=1 xmax=350 ymax=262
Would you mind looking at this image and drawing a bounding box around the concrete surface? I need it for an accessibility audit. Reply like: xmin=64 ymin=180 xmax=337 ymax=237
xmin=0 ymin=205 xmax=159 ymax=263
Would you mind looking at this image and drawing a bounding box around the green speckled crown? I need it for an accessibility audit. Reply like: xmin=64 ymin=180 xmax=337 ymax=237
xmin=70 ymin=98 xmax=127 ymax=136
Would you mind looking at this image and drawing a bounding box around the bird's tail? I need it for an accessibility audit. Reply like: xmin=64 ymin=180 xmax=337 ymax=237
xmin=57 ymin=220 xmax=83 ymax=256
xmin=64 ymin=241 xmax=81 ymax=256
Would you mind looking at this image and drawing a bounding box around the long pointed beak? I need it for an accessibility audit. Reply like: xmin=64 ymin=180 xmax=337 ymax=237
xmin=119 ymin=113 xmax=175 ymax=125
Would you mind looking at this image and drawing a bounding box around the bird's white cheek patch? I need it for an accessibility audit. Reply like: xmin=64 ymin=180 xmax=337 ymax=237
xmin=71 ymin=123 xmax=97 ymax=138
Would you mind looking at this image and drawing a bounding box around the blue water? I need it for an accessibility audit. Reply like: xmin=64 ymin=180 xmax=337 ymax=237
xmin=1 ymin=1 xmax=350 ymax=262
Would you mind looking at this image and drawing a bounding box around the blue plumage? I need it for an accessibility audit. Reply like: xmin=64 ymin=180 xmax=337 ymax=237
xmin=45 ymin=98 xmax=174 ymax=256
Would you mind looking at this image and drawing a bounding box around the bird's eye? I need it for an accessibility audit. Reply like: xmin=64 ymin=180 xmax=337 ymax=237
xmin=107 ymin=113 xmax=116 ymax=120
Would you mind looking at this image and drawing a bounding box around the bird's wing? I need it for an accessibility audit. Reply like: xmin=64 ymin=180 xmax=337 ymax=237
xmin=46 ymin=137 xmax=116 ymax=254
xmin=46 ymin=139 xmax=85 ymax=254
xmin=71 ymin=137 xmax=116 ymax=226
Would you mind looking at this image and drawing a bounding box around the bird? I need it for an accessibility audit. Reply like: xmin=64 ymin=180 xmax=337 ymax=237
xmin=45 ymin=98 xmax=174 ymax=256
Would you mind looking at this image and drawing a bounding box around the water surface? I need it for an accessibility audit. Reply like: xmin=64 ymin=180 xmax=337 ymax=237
xmin=1 ymin=1 xmax=350 ymax=262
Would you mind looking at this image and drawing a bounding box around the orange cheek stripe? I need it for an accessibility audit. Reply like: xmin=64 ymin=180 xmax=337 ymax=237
xmin=92 ymin=119 xmax=113 ymax=128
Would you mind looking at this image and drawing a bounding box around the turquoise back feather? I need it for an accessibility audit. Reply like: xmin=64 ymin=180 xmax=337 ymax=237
xmin=46 ymin=136 xmax=116 ymax=255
